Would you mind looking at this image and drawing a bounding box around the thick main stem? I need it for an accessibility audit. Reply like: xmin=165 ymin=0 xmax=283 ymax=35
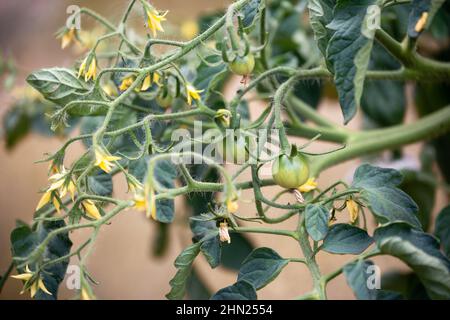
xmin=297 ymin=222 xmax=326 ymax=300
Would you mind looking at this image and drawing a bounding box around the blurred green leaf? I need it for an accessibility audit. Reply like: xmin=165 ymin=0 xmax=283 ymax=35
xmin=374 ymin=222 xmax=450 ymax=299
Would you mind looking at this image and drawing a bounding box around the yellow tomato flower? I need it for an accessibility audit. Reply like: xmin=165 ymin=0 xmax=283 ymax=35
xmin=141 ymin=73 xmax=161 ymax=91
xmin=82 ymin=200 xmax=102 ymax=220
xmin=146 ymin=7 xmax=168 ymax=37
xmin=78 ymin=56 xmax=97 ymax=82
xmin=180 ymin=20 xmax=199 ymax=40
xmin=186 ymin=83 xmax=203 ymax=105
xmin=298 ymin=177 xmax=318 ymax=193
xmin=346 ymin=198 xmax=359 ymax=223
xmin=11 ymin=265 xmax=52 ymax=298
xmin=119 ymin=76 xmax=135 ymax=91
xmin=94 ymin=149 xmax=121 ymax=173
xmin=61 ymin=28 xmax=77 ymax=49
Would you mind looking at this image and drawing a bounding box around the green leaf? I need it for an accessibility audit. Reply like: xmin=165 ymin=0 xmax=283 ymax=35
xmin=193 ymin=54 xmax=228 ymax=103
xmin=210 ymin=280 xmax=257 ymax=300
xmin=87 ymin=170 xmax=113 ymax=197
xmin=374 ymin=222 xmax=450 ymax=299
xmin=361 ymin=43 xmax=405 ymax=127
xmin=241 ymin=0 xmax=264 ymax=33
xmin=152 ymin=222 xmax=170 ymax=257
xmin=166 ymin=242 xmax=202 ymax=300
xmin=308 ymin=0 xmax=336 ymax=58
xmin=382 ymin=271 xmax=430 ymax=300
xmin=3 ymin=107 xmax=30 ymax=150
xmin=344 ymin=259 xmax=403 ymax=300
xmin=352 ymin=164 xmax=421 ymax=228
xmin=186 ymin=266 xmax=211 ymax=300
xmin=435 ymin=205 xmax=450 ymax=258
xmin=10 ymin=221 xmax=72 ymax=300
xmin=190 ymin=219 xmax=222 ymax=268
xmin=408 ymin=0 xmax=446 ymax=38
xmin=237 ymin=247 xmax=289 ymax=290
xmin=305 ymin=204 xmax=330 ymax=241
xmin=326 ymin=0 xmax=380 ymax=123
xmin=149 ymin=158 xmax=178 ymax=223
xmin=400 ymin=169 xmax=436 ymax=231
xmin=322 ymin=224 xmax=373 ymax=254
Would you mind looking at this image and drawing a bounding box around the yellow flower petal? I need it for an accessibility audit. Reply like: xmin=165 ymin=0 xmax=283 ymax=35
xmin=146 ymin=8 xmax=167 ymax=38
xmin=11 ymin=273 xmax=33 ymax=281
xmin=30 ymin=282 xmax=38 ymax=298
xmin=141 ymin=75 xmax=152 ymax=91
xmin=53 ymin=197 xmax=61 ymax=214
xmin=82 ymin=200 xmax=102 ymax=220
xmin=186 ymin=84 xmax=203 ymax=105
xmin=346 ymin=199 xmax=359 ymax=223
xmin=298 ymin=177 xmax=318 ymax=193
xmin=68 ymin=180 xmax=76 ymax=201
xmin=38 ymin=278 xmax=52 ymax=296
xmin=61 ymin=28 xmax=76 ymax=49
xmin=119 ymin=76 xmax=135 ymax=91
xmin=36 ymin=191 xmax=52 ymax=211
xmin=85 ymin=58 xmax=97 ymax=82
xmin=78 ymin=57 xmax=88 ymax=79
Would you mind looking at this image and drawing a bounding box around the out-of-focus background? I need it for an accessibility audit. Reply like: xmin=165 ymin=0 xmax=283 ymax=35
xmin=0 ymin=0 xmax=448 ymax=300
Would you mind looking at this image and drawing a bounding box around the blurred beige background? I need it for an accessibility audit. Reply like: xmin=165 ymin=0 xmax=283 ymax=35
xmin=0 ymin=0 xmax=447 ymax=300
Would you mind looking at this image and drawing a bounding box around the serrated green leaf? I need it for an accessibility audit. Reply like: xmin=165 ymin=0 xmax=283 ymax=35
xmin=26 ymin=68 xmax=88 ymax=104
xmin=322 ymin=224 xmax=373 ymax=254
xmin=374 ymin=222 xmax=450 ymax=299
xmin=190 ymin=219 xmax=222 ymax=268
xmin=10 ymin=221 xmax=72 ymax=300
xmin=344 ymin=259 xmax=403 ymax=300
xmin=237 ymin=247 xmax=289 ymax=290
xmin=87 ymin=170 xmax=113 ymax=197
xmin=435 ymin=205 xmax=450 ymax=258
xmin=210 ymin=280 xmax=257 ymax=300
xmin=352 ymin=164 xmax=421 ymax=228
xmin=166 ymin=242 xmax=202 ymax=300
xmin=326 ymin=0 xmax=380 ymax=123
xmin=305 ymin=204 xmax=330 ymax=241
xmin=308 ymin=0 xmax=336 ymax=58
xmin=200 ymin=234 xmax=221 ymax=268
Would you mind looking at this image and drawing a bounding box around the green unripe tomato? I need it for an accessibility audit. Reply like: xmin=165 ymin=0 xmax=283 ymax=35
xmin=229 ymin=53 xmax=255 ymax=76
xmin=272 ymin=152 xmax=310 ymax=189
xmin=156 ymin=92 xmax=173 ymax=109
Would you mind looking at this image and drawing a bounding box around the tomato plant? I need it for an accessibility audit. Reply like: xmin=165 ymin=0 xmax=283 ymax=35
xmin=2 ymin=0 xmax=450 ymax=301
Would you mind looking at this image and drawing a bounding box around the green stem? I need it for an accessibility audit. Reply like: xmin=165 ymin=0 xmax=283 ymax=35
xmin=310 ymin=106 xmax=450 ymax=176
xmin=297 ymin=221 xmax=326 ymax=299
